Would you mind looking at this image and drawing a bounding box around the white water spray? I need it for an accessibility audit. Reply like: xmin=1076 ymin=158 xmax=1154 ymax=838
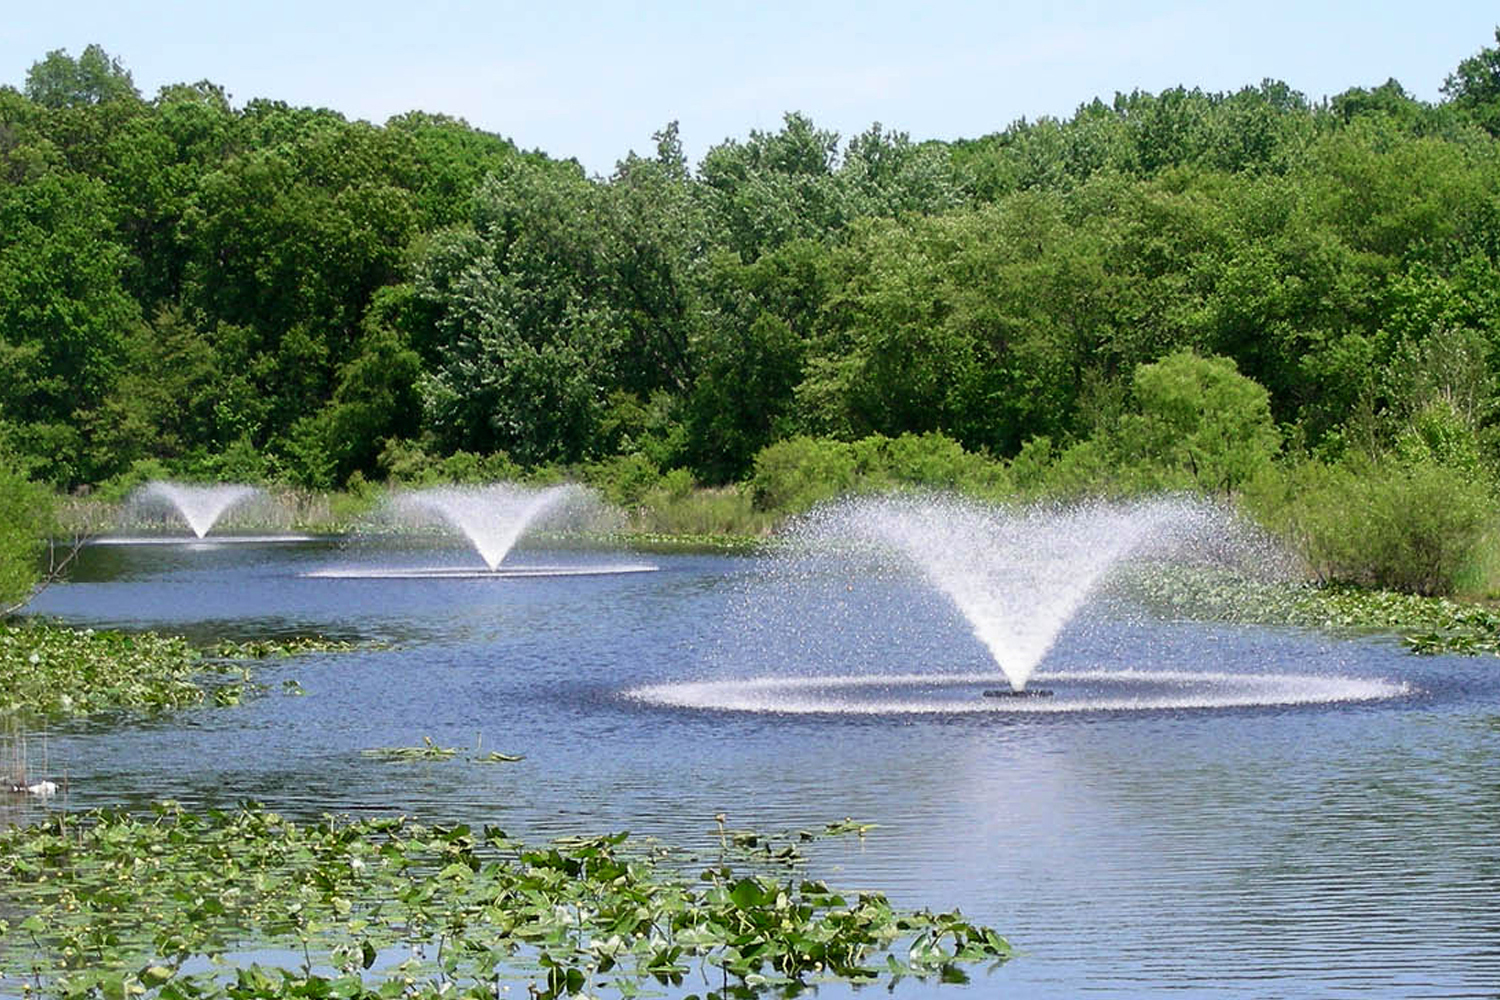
xmin=136 ymin=482 xmax=261 ymax=538
xmin=394 ymin=484 xmax=582 ymax=571
xmin=809 ymin=494 xmax=1232 ymax=692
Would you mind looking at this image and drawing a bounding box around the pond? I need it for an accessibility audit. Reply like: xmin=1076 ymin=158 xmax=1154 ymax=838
xmin=17 ymin=534 xmax=1500 ymax=998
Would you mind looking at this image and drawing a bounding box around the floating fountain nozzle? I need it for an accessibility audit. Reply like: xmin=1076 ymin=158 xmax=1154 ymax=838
xmin=983 ymin=688 xmax=1054 ymax=698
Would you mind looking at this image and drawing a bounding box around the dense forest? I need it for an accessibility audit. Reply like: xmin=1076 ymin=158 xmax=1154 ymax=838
xmin=4 ymin=34 xmax=1500 ymax=592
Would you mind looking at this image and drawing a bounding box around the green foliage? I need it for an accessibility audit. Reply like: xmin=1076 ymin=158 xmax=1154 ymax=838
xmin=0 ymin=457 xmax=50 ymax=612
xmin=211 ymin=635 xmax=366 ymax=659
xmin=0 ymin=621 xmax=375 ymax=719
xmin=0 ymin=803 xmax=1009 ymax=997
xmin=0 ymin=623 xmax=205 ymax=717
xmin=1117 ymin=351 xmax=1281 ymax=496
xmin=582 ymin=451 xmax=664 ymax=508
xmin=1124 ymin=564 xmax=1500 ymax=656
xmin=1250 ymin=457 xmax=1493 ymax=596
xmin=629 ymin=483 xmax=776 ymax=537
xmin=376 ymin=438 xmax=522 ymax=486
xmin=24 ymin=44 xmax=139 ymax=108
xmin=750 ymin=436 xmax=859 ymax=513
xmin=4 ymin=30 xmax=1500 ymax=567
xmin=750 ymin=433 xmax=1009 ymax=514
xmin=1442 ymin=27 xmax=1500 ymax=135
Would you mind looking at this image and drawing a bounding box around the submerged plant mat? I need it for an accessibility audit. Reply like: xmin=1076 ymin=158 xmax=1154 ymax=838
xmin=0 ymin=803 xmax=1010 ymax=999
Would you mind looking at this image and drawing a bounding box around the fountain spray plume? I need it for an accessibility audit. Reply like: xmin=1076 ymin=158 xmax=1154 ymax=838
xmin=392 ymin=483 xmax=586 ymax=571
xmin=133 ymin=481 xmax=263 ymax=538
xmin=805 ymin=493 xmax=1267 ymax=693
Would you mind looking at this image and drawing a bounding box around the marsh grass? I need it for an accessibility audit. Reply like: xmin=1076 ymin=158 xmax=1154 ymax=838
xmin=3 ymin=717 xmax=33 ymax=789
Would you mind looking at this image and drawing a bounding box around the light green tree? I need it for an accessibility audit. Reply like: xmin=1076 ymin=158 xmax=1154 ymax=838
xmin=24 ymin=44 xmax=139 ymax=108
xmin=1442 ymin=27 xmax=1500 ymax=135
xmin=1119 ymin=350 xmax=1280 ymax=496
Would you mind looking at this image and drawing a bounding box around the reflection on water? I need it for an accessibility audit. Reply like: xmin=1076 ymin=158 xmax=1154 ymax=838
xmin=18 ymin=540 xmax=1500 ymax=997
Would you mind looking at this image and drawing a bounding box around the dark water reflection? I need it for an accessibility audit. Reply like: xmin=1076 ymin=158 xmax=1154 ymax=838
xmin=19 ymin=538 xmax=1500 ymax=998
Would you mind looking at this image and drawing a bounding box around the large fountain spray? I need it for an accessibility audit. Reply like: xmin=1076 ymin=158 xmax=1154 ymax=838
xmin=136 ymin=482 xmax=262 ymax=539
xmin=394 ymin=483 xmax=581 ymax=571
xmin=833 ymin=495 xmax=1195 ymax=692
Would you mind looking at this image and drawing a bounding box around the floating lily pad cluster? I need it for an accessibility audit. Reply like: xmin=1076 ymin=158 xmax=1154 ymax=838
xmin=0 ymin=623 xmax=206 ymax=718
xmin=211 ymin=636 xmax=372 ymax=660
xmin=0 ymin=802 xmax=1010 ymax=999
xmin=0 ymin=623 xmax=377 ymax=721
xmin=1123 ymin=569 xmax=1500 ymax=655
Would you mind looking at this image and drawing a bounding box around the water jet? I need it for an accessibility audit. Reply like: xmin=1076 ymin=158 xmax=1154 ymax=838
xmin=304 ymin=483 xmax=658 ymax=579
xmin=628 ymin=494 xmax=1392 ymax=715
xmin=390 ymin=483 xmax=583 ymax=571
xmin=128 ymin=481 xmax=263 ymax=538
xmin=810 ymin=494 xmax=1216 ymax=693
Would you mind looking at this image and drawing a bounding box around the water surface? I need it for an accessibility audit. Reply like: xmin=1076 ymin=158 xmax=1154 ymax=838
xmin=18 ymin=538 xmax=1500 ymax=998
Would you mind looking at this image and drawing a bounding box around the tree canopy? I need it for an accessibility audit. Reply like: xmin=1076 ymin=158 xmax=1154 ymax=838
xmin=1 ymin=33 xmax=1498 ymax=503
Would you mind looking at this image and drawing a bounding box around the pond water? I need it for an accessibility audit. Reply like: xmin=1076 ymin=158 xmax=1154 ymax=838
xmin=17 ymin=537 xmax=1500 ymax=998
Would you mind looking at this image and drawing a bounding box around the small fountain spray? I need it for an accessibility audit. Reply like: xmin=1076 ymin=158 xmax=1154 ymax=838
xmin=136 ymin=482 xmax=262 ymax=539
xmin=394 ymin=483 xmax=582 ymax=571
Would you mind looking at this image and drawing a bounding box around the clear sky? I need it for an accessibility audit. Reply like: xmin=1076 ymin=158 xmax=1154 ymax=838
xmin=2 ymin=2 xmax=1495 ymax=176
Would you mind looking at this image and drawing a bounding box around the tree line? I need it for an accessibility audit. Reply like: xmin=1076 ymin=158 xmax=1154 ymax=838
xmin=3 ymin=35 xmax=1500 ymax=592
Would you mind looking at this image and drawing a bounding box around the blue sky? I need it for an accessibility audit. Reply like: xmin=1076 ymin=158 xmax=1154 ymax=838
xmin=2 ymin=2 xmax=1494 ymax=175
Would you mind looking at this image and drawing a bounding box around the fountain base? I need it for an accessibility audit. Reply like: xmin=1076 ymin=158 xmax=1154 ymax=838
xmin=982 ymin=688 xmax=1054 ymax=698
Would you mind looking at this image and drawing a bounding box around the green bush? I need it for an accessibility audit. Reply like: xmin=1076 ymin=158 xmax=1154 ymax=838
xmin=0 ymin=456 xmax=50 ymax=614
xmin=851 ymin=432 xmax=1011 ymax=498
xmin=582 ymin=452 xmax=663 ymax=508
xmin=750 ymin=436 xmax=858 ymax=513
xmin=1118 ymin=350 xmax=1281 ymax=497
xmin=636 ymin=483 xmax=775 ymax=536
xmin=377 ymin=438 xmax=522 ymax=486
xmin=751 ymin=433 xmax=1012 ymax=514
xmin=1250 ymin=457 xmax=1493 ymax=596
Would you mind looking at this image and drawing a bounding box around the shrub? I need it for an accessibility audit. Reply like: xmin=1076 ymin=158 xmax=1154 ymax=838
xmin=852 ymin=432 xmax=1010 ymax=498
xmin=750 ymin=436 xmax=857 ymax=513
xmin=582 ymin=452 xmax=663 ymax=508
xmin=1118 ymin=350 xmax=1280 ymax=497
xmin=751 ymin=433 xmax=1011 ymax=514
xmin=1251 ymin=457 xmax=1492 ymax=595
xmin=0 ymin=456 xmax=50 ymax=614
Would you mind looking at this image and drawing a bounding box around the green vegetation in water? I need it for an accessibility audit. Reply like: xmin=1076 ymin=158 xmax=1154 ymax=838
xmin=1124 ymin=568 xmax=1500 ymax=656
xmin=0 ymin=802 xmax=1010 ymax=999
xmin=607 ymin=531 xmax=769 ymax=554
xmin=0 ymin=622 xmax=207 ymax=718
xmin=211 ymin=636 xmax=376 ymax=660
xmin=362 ymin=736 xmax=524 ymax=764
xmin=0 ymin=622 xmax=380 ymax=721
xmin=360 ymin=736 xmax=460 ymax=761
